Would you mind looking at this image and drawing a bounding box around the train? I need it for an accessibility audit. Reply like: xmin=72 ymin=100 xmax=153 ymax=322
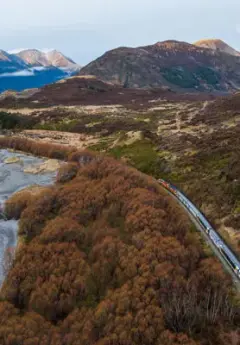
xmin=158 ymin=178 xmax=240 ymax=280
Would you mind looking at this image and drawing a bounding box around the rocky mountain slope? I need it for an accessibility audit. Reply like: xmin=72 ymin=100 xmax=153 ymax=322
xmin=194 ymin=39 xmax=240 ymax=56
xmin=15 ymin=49 xmax=49 ymax=67
xmin=15 ymin=49 xmax=77 ymax=69
xmin=79 ymin=39 xmax=240 ymax=92
xmin=45 ymin=49 xmax=76 ymax=68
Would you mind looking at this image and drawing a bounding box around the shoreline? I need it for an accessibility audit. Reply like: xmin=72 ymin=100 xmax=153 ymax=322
xmin=0 ymin=148 xmax=62 ymax=287
xmin=0 ymin=134 xmax=97 ymax=162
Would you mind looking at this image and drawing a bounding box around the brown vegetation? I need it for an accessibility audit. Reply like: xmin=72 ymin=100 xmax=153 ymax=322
xmin=56 ymin=162 xmax=79 ymax=183
xmin=1 ymin=89 xmax=240 ymax=255
xmin=5 ymin=189 xmax=33 ymax=220
xmin=4 ymin=187 xmax=49 ymax=220
xmin=0 ymin=136 xmax=96 ymax=162
xmin=0 ymin=76 xmax=215 ymax=109
xmin=0 ymin=138 xmax=239 ymax=345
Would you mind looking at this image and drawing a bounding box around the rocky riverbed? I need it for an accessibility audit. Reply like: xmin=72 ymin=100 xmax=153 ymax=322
xmin=0 ymin=149 xmax=57 ymax=286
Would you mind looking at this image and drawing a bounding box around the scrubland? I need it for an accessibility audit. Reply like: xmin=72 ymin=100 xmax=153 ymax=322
xmin=0 ymin=138 xmax=239 ymax=345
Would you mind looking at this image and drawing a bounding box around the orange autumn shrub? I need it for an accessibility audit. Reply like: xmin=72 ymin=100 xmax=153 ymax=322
xmin=0 ymin=137 xmax=238 ymax=345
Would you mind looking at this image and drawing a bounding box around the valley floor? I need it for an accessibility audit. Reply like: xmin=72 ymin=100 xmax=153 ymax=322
xmin=1 ymin=93 xmax=240 ymax=257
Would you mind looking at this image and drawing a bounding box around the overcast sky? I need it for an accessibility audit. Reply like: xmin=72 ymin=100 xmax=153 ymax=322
xmin=1 ymin=0 xmax=240 ymax=65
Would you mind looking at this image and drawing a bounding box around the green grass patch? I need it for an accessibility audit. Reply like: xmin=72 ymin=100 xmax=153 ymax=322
xmin=198 ymin=152 xmax=230 ymax=173
xmin=0 ymin=111 xmax=35 ymax=130
xmin=108 ymin=139 xmax=163 ymax=177
xmin=233 ymin=201 xmax=240 ymax=214
xmin=167 ymin=171 xmax=186 ymax=184
xmin=34 ymin=119 xmax=79 ymax=132
xmin=88 ymin=140 xmax=112 ymax=152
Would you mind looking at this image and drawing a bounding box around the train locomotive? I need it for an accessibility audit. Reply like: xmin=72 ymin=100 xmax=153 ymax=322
xmin=158 ymin=179 xmax=240 ymax=280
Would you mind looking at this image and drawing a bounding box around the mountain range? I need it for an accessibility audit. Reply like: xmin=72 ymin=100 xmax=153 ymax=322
xmin=0 ymin=49 xmax=80 ymax=93
xmin=1 ymin=39 xmax=240 ymax=94
xmin=79 ymin=39 xmax=240 ymax=92
xmin=14 ymin=49 xmax=77 ymax=68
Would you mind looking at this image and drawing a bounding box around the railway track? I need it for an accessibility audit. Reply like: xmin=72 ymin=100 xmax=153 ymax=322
xmin=158 ymin=179 xmax=240 ymax=287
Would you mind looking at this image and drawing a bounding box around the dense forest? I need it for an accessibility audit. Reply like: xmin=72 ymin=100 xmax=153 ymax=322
xmin=0 ymin=137 xmax=239 ymax=345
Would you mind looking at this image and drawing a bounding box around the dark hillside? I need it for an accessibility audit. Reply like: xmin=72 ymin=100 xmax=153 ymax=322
xmin=0 ymin=76 xmax=216 ymax=109
xmin=79 ymin=40 xmax=240 ymax=92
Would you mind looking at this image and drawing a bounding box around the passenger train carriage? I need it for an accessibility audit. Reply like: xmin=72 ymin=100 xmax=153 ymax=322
xmin=158 ymin=179 xmax=240 ymax=280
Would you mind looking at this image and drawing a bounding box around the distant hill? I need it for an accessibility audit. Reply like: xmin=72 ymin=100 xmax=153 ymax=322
xmin=194 ymin=39 xmax=240 ymax=57
xmin=15 ymin=49 xmax=49 ymax=67
xmin=45 ymin=50 xmax=76 ymax=68
xmin=15 ymin=49 xmax=77 ymax=69
xmin=0 ymin=50 xmax=28 ymax=74
xmin=0 ymin=48 xmax=80 ymax=93
xmin=79 ymin=39 xmax=240 ymax=92
xmin=0 ymin=75 xmax=215 ymax=108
